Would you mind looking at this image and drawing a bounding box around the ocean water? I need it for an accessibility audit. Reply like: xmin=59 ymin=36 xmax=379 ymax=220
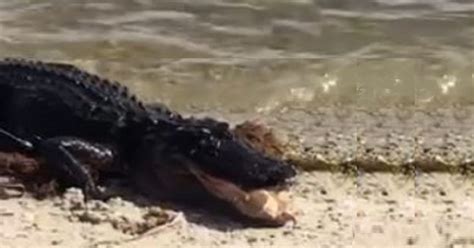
xmin=0 ymin=0 xmax=472 ymax=113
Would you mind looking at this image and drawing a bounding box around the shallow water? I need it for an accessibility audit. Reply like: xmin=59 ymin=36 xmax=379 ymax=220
xmin=0 ymin=0 xmax=472 ymax=113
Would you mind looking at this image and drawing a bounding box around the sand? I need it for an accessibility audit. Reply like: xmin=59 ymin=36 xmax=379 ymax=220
xmin=1 ymin=107 xmax=474 ymax=248
xmin=1 ymin=172 xmax=473 ymax=248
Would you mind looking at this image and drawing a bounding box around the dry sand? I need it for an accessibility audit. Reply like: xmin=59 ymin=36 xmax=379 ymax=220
xmin=1 ymin=107 xmax=474 ymax=248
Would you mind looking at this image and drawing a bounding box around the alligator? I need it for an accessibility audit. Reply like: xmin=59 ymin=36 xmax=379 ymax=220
xmin=0 ymin=58 xmax=297 ymax=226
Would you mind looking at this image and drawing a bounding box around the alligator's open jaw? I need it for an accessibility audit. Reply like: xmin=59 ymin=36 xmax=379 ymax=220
xmin=185 ymin=163 xmax=295 ymax=227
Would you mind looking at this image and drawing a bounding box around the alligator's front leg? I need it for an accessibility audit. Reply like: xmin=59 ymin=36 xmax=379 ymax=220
xmin=0 ymin=127 xmax=34 ymax=151
xmin=36 ymin=137 xmax=117 ymax=199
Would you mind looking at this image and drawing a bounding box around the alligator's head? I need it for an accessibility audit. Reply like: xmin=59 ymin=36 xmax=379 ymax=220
xmin=180 ymin=118 xmax=296 ymax=188
xmin=135 ymin=117 xmax=297 ymax=226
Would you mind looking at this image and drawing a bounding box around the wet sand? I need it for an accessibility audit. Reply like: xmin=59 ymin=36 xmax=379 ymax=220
xmin=1 ymin=107 xmax=474 ymax=248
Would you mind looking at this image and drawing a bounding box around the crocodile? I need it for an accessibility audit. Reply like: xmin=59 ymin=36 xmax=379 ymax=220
xmin=0 ymin=58 xmax=296 ymax=226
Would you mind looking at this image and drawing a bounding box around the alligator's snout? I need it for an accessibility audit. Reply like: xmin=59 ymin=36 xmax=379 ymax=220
xmin=187 ymin=131 xmax=296 ymax=190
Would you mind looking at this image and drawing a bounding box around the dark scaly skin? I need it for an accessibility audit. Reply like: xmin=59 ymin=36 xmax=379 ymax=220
xmin=0 ymin=58 xmax=296 ymax=204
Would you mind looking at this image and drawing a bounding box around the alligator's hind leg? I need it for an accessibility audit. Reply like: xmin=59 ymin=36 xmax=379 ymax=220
xmin=36 ymin=137 xmax=116 ymax=199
